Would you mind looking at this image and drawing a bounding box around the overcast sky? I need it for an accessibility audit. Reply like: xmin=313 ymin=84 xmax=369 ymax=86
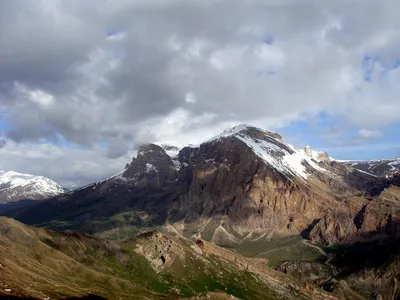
xmin=1 ymin=0 xmax=400 ymax=187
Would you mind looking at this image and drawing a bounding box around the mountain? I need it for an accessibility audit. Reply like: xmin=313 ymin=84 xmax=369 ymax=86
xmin=341 ymin=158 xmax=400 ymax=178
xmin=0 ymin=170 xmax=64 ymax=203
xmin=0 ymin=216 xmax=333 ymax=300
xmin=5 ymin=124 xmax=400 ymax=246
xmin=2 ymin=124 xmax=400 ymax=299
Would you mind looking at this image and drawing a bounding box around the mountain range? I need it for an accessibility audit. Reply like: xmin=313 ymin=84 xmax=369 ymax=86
xmin=6 ymin=124 xmax=399 ymax=244
xmin=341 ymin=159 xmax=400 ymax=178
xmin=1 ymin=124 xmax=399 ymax=299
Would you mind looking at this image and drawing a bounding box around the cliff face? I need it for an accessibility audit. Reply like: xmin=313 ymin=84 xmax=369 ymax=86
xmin=4 ymin=125 xmax=400 ymax=246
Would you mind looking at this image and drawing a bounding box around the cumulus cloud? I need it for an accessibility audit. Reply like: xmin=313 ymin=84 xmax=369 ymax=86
xmin=1 ymin=0 xmax=400 ymax=184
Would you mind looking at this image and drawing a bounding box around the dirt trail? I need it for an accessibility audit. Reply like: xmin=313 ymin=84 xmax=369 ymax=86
xmin=301 ymin=239 xmax=335 ymax=269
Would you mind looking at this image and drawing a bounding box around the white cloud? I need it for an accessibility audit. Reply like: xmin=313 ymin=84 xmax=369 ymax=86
xmin=14 ymin=83 xmax=55 ymax=107
xmin=185 ymin=92 xmax=197 ymax=103
xmin=358 ymin=129 xmax=382 ymax=139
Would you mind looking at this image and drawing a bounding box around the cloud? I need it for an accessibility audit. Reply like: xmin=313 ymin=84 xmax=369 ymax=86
xmin=358 ymin=129 xmax=382 ymax=140
xmin=345 ymin=129 xmax=383 ymax=146
xmin=0 ymin=139 xmax=6 ymax=148
xmin=106 ymin=135 xmax=132 ymax=159
xmin=1 ymin=0 xmax=400 ymax=184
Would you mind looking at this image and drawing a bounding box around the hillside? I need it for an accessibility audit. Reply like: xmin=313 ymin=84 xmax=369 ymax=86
xmin=0 ymin=216 xmax=333 ymax=300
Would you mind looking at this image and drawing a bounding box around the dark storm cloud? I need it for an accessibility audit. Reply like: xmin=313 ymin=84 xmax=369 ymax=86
xmin=0 ymin=1 xmax=103 ymax=92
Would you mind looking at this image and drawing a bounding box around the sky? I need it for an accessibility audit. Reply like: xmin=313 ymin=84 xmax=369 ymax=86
xmin=0 ymin=0 xmax=400 ymax=187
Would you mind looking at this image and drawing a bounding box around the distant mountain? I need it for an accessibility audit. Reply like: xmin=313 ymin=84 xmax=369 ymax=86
xmin=341 ymin=158 xmax=400 ymax=178
xmin=0 ymin=170 xmax=64 ymax=203
xmin=6 ymin=124 xmax=399 ymax=247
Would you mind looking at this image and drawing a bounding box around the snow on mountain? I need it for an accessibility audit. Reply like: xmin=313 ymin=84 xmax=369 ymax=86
xmin=0 ymin=171 xmax=64 ymax=203
xmin=145 ymin=163 xmax=158 ymax=173
xmin=341 ymin=158 xmax=400 ymax=178
xmin=205 ymin=124 xmax=327 ymax=180
xmin=207 ymin=124 xmax=281 ymax=143
xmin=159 ymin=144 xmax=181 ymax=170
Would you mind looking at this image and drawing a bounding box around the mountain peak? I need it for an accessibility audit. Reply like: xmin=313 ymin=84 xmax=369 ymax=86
xmin=206 ymin=124 xmax=282 ymax=144
xmin=123 ymin=143 xmax=179 ymax=187
xmin=137 ymin=143 xmax=166 ymax=156
xmin=0 ymin=170 xmax=64 ymax=203
xmin=197 ymin=124 xmax=327 ymax=181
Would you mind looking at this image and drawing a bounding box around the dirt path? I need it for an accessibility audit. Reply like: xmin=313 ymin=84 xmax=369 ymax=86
xmin=301 ymin=239 xmax=336 ymax=269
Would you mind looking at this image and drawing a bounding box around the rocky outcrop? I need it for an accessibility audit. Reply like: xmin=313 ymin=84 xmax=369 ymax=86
xmin=275 ymin=261 xmax=335 ymax=284
xmin=303 ymin=146 xmax=330 ymax=162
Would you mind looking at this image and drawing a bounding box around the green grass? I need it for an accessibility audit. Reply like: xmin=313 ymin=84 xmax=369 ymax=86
xmin=225 ymin=235 xmax=325 ymax=267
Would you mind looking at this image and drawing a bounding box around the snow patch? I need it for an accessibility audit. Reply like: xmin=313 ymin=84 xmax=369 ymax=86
xmin=160 ymin=144 xmax=181 ymax=170
xmin=388 ymin=159 xmax=400 ymax=167
xmin=145 ymin=163 xmax=158 ymax=173
xmin=235 ymin=134 xmax=321 ymax=179
xmin=353 ymin=168 xmax=377 ymax=177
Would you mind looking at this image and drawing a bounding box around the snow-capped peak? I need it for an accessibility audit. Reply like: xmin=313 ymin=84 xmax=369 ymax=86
xmin=206 ymin=124 xmax=281 ymax=143
xmin=0 ymin=170 xmax=64 ymax=203
xmin=204 ymin=125 xmax=326 ymax=180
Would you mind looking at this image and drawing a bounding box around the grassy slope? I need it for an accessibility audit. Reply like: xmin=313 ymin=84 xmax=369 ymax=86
xmin=224 ymin=235 xmax=324 ymax=267
xmin=0 ymin=217 xmax=312 ymax=300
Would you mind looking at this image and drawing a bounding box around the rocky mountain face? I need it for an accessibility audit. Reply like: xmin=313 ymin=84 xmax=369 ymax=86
xmin=341 ymin=159 xmax=400 ymax=178
xmin=0 ymin=170 xmax=64 ymax=203
xmin=4 ymin=125 xmax=400 ymax=247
